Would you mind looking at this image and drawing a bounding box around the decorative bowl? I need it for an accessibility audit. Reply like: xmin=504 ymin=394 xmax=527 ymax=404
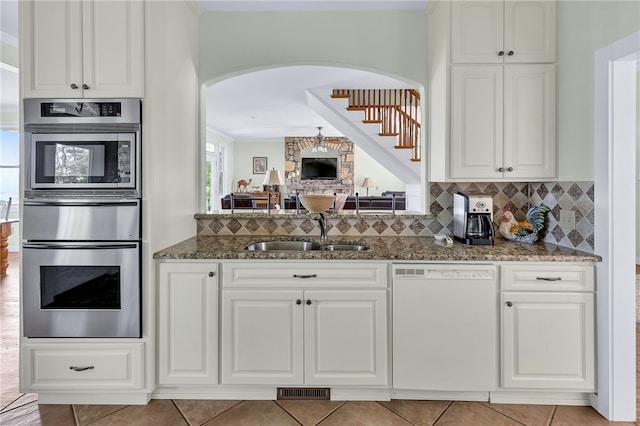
xmin=298 ymin=194 xmax=335 ymax=213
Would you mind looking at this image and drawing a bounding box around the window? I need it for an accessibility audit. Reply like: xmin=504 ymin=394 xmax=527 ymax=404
xmin=0 ymin=130 xmax=19 ymax=218
xmin=205 ymin=140 xmax=227 ymax=212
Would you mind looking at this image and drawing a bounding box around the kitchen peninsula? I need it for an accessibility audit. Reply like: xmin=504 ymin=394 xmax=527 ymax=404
xmin=152 ymin=210 xmax=599 ymax=406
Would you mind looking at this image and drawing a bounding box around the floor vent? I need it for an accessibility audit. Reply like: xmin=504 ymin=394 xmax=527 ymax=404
xmin=277 ymin=387 xmax=330 ymax=400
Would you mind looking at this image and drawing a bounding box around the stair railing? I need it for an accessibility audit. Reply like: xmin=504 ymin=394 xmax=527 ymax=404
xmin=332 ymin=89 xmax=421 ymax=161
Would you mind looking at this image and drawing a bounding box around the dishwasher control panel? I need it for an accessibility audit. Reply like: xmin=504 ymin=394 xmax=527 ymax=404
xmin=393 ymin=264 xmax=496 ymax=280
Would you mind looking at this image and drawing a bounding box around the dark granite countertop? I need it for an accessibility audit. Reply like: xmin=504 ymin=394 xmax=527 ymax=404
xmin=153 ymin=235 xmax=601 ymax=262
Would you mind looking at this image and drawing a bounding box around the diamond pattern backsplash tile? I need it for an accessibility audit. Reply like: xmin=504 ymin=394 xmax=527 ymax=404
xmin=428 ymin=181 xmax=594 ymax=251
xmin=529 ymin=182 xmax=595 ymax=252
xmin=196 ymin=181 xmax=594 ymax=252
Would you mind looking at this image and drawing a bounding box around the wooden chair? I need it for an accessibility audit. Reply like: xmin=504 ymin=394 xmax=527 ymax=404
xmin=0 ymin=198 xmax=11 ymax=220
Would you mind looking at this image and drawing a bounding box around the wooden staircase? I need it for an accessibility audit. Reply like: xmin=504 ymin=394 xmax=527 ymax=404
xmin=331 ymin=89 xmax=421 ymax=162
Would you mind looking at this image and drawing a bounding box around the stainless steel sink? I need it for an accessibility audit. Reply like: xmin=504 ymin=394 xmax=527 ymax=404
xmin=322 ymin=244 xmax=369 ymax=251
xmin=245 ymin=241 xmax=322 ymax=251
xmin=245 ymin=241 xmax=369 ymax=251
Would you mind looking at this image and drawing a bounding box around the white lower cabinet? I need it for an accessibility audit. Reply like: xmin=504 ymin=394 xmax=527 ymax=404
xmin=500 ymin=264 xmax=595 ymax=391
xmin=304 ymin=290 xmax=387 ymax=386
xmin=221 ymin=290 xmax=303 ymax=385
xmin=221 ymin=262 xmax=388 ymax=387
xmin=22 ymin=342 xmax=144 ymax=391
xmin=158 ymin=263 xmax=218 ymax=385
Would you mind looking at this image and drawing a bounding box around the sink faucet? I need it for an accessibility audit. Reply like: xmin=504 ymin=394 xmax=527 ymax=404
xmin=312 ymin=212 xmax=328 ymax=240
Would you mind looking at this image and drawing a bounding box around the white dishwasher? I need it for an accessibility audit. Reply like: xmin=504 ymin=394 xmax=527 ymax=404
xmin=392 ymin=264 xmax=497 ymax=392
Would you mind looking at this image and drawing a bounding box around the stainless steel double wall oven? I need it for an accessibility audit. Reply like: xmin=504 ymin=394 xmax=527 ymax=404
xmin=22 ymin=99 xmax=142 ymax=338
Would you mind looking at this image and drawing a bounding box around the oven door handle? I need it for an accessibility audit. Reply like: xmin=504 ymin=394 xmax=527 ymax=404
xmin=24 ymin=200 xmax=139 ymax=207
xmin=23 ymin=243 xmax=138 ymax=250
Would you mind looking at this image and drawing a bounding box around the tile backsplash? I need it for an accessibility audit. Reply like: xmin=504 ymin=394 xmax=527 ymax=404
xmin=429 ymin=181 xmax=594 ymax=252
xmin=196 ymin=181 xmax=595 ymax=253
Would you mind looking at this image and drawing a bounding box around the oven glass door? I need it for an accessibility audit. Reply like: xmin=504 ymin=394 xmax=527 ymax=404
xmin=30 ymin=133 xmax=135 ymax=189
xmin=22 ymin=242 xmax=141 ymax=338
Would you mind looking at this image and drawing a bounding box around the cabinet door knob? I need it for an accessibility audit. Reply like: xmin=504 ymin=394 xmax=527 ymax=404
xmin=70 ymin=83 xmax=78 ymax=89
xmin=507 ymin=51 xmax=514 ymax=56
xmin=506 ymin=167 xmax=513 ymax=172
xmin=82 ymin=84 xmax=89 ymax=90
xmin=306 ymin=299 xmax=312 ymax=305
xmin=208 ymin=272 xmax=215 ymax=277
xmin=498 ymin=167 xmax=504 ymax=172
xmin=498 ymin=51 xmax=505 ymax=56
xmin=296 ymin=299 xmax=302 ymax=305
xmin=506 ymin=301 xmax=513 ymax=307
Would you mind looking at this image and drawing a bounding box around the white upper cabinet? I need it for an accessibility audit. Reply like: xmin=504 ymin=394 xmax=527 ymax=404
xmin=452 ymin=1 xmax=556 ymax=64
xmin=450 ymin=64 xmax=556 ymax=180
xmin=21 ymin=0 xmax=144 ymax=98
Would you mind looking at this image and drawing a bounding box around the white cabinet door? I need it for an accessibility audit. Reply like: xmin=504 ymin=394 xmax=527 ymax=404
xmin=158 ymin=263 xmax=218 ymax=385
xmin=452 ymin=1 xmax=555 ymax=64
xmin=451 ymin=65 xmax=504 ymax=179
xmin=504 ymin=1 xmax=556 ymax=63
xmin=221 ymin=290 xmax=304 ymax=385
xmin=452 ymin=1 xmax=503 ymax=64
xmin=503 ymin=64 xmax=556 ymax=179
xmin=304 ymin=290 xmax=387 ymax=386
xmin=21 ymin=0 xmax=83 ymax=98
xmin=451 ymin=64 xmax=556 ymax=180
xmin=81 ymin=0 xmax=144 ymax=98
xmin=393 ymin=276 xmax=495 ymax=391
xmin=501 ymin=292 xmax=595 ymax=390
xmin=21 ymin=0 xmax=144 ymax=98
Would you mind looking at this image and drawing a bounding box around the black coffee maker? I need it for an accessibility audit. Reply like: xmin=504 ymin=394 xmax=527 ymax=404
xmin=453 ymin=192 xmax=495 ymax=245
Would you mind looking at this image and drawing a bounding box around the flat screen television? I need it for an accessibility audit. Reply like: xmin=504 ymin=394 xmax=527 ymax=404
xmin=301 ymin=157 xmax=338 ymax=180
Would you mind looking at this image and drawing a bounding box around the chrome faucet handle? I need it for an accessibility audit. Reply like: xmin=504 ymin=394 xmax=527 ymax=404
xmin=312 ymin=212 xmax=328 ymax=240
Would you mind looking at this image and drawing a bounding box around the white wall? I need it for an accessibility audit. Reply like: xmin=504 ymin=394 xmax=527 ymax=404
xmin=231 ymin=140 xmax=285 ymax=191
xmin=145 ymin=1 xmax=200 ymax=253
xmin=354 ymin=146 xmax=405 ymax=195
xmin=557 ymin=0 xmax=640 ymax=181
xmin=199 ymin=11 xmax=428 ymax=88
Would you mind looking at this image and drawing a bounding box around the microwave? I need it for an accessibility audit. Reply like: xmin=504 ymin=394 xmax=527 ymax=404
xmin=24 ymin=99 xmax=141 ymax=196
xmin=27 ymin=133 xmax=136 ymax=190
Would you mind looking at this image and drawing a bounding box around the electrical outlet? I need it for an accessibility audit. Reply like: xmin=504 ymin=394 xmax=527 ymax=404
xmin=559 ymin=209 xmax=576 ymax=230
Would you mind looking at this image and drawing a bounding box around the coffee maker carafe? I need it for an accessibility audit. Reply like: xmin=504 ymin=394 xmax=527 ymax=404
xmin=453 ymin=192 xmax=494 ymax=245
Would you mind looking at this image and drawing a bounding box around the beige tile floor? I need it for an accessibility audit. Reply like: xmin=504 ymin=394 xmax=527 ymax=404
xmin=1 ymin=254 xmax=637 ymax=425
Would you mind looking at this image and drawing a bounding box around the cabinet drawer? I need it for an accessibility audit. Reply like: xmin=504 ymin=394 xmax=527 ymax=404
xmin=501 ymin=264 xmax=594 ymax=291
xmin=22 ymin=343 xmax=144 ymax=391
xmin=223 ymin=262 xmax=388 ymax=288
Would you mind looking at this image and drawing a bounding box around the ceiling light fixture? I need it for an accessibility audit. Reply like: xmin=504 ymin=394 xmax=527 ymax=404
xmin=312 ymin=126 xmax=328 ymax=153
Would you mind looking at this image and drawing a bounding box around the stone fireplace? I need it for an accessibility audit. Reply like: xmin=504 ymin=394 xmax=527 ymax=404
xmin=284 ymin=136 xmax=354 ymax=194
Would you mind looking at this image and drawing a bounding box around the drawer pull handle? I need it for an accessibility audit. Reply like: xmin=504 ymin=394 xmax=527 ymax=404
xmin=536 ymin=277 xmax=562 ymax=281
xmin=293 ymin=274 xmax=317 ymax=279
xmin=69 ymin=366 xmax=95 ymax=372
